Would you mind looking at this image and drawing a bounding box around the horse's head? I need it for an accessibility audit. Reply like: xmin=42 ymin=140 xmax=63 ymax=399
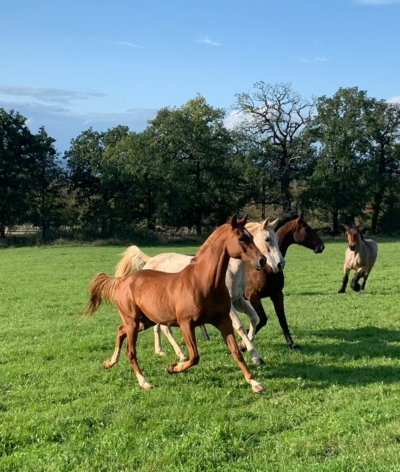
xmin=293 ymin=212 xmax=325 ymax=254
xmin=227 ymin=215 xmax=266 ymax=271
xmin=344 ymin=224 xmax=360 ymax=251
xmin=247 ymin=218 xmax=285 ymax=273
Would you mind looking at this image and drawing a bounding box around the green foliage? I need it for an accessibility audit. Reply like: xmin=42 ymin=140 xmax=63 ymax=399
xmin=1 ymin=240 xmax=400 ymax=471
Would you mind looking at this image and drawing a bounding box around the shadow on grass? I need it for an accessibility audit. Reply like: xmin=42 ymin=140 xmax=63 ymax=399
xmin=267 ymin=326 xmax=400 ymax=387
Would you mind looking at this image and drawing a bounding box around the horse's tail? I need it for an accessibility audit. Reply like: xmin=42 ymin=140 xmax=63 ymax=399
xmin=86 ymin=273 xmax=121 ymax=317
xmin=114 ymin=245 xmax=151 ymax=277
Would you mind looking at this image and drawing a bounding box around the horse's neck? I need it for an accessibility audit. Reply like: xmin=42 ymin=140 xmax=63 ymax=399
xmin=277 ymin=224 xmax=295 ymax=257
xmin=191 ymin=229 xmax=231 ymax=292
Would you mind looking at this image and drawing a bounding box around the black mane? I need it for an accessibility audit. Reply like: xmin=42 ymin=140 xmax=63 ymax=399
xmin=274 ymin=214 xmax=299 ymax=233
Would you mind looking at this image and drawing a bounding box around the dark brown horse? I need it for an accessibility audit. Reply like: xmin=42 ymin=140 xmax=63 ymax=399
xmin=243 ymin=213 xmax=325 ymax=349
xmin=86 ymin=216 xmax=267 ymax=392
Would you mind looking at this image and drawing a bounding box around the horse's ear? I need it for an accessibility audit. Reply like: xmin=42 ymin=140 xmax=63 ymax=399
xmin=343 ymin=224 xmax=350 ymax=231
xmin=264 ymin=217 xmax=279 ymax=229
xmin=297 ymin=211 xmax=303 ymax=221
xmin=237 ymin=214 xmax=248 ymax=226
xmin=231 ymin=215 xmax=238 ymax=228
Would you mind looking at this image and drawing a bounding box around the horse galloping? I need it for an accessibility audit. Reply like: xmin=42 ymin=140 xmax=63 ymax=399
xmin=86 ymin=216 xmax=267 ymax=392
xmin=338 ymin=224 xmax=377 ymax=293
xmin=114 ymin=219 xmax=285 ymax=365
xmin=243 ymin=213 xmax=325 ymax=350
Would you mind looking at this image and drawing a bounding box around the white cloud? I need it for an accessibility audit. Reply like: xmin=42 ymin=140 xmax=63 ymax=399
xmin=196 ymin=36 xmax=222 ymax=46
xmin=114 ymin=40 xmax=144 ymax=49
xmin=387 ymin=95 xmax=400 ymax=103
xmin=355 ymin=0 xmax=400 ymax=4
xmin=0 ymin=85 xmax=105 ymax=104
xmin=300 ymin=57 xmax=327 ymax=63
xmin=223 ymin=109 xmax=245 ymax=129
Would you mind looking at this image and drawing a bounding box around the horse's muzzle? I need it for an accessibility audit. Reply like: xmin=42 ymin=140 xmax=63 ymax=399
xmin=349 ymin=244 xmax=355 ymax=251
xmin=255 ymin=255 xmax=266 ymax=270
xmin=314 ymin=244 xmax=325 ymax=254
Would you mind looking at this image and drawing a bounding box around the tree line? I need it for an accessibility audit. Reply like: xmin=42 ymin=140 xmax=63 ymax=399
xmin=1 ymin=83 xmax=400 ymax=241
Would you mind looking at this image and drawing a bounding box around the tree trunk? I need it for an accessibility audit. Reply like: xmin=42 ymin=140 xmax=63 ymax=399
xmin=0 ymin=224 xmax=5 ymax=239
xmin=332 ymin=209 xmax=339 ymax=235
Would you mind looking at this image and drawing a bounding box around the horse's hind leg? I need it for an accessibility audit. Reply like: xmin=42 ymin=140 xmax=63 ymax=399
xmin=211 ymin=315 xmax=265 ymax=393
xmin=338 ymin=267 xmax=350 ymax=293
xmin=159 ymin=325 xmax=188 ymax=363
xmin=104 ymin=324 xmax=126 ymax=369
xmin=270 ymin=291 xmax=298 ymax=349
xmin=124 ymin=310 xmax=153 ymax=390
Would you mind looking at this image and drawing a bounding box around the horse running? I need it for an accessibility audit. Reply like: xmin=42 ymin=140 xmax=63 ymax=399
xmin=114 ymin=219 xmax=285 ymax=365
xmin=243 ymin=213 xmax=325 ymax=350
xmin=338 ymin=224 xmax=377 ymax=293
xmin=86 ymin=216 xmax=267 ymax=392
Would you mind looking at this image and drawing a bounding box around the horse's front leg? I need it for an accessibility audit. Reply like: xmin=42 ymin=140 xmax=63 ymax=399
xmin=270 ymin=291 xmax=298 ymax=349
xmin=234 ymin=296 xmax=259 ymax=342
xmin=338 ymin=267 xmax=350 ymax=293
xmin=361 ymin=272 xmax=370 ymax=290
xmin=350 ymin=268 xmax=365 ymax=292
xmin=229 ymin=303 xmax=264 ymax=364
xmin=159 ymin=324 xmax=188 ymax=363
xmin=247 ymin=292 xmax=268 ymax=335
xmin=211 ymin=314 xmax=265 ymax=393
xmin=166 ymin=320 xmax=199 ymax=374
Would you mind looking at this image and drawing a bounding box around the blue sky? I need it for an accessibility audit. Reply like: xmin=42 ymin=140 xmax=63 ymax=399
xmin=1 ymin=0 xmax=400 ymax=153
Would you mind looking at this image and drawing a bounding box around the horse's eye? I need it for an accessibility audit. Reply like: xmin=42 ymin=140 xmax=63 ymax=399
xmin=265 ymin=237 xmax=271 ymax=243
xmin=238 ymin=236 xmax=245 ymax=242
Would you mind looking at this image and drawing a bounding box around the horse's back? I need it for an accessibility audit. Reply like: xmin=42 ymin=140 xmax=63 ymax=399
xmin=144 ymin=253 xmax=193 ymax=273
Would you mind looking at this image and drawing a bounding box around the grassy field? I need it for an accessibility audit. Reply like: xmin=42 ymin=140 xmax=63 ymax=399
xmin=1 ymin=238 xmax=400 ymax=472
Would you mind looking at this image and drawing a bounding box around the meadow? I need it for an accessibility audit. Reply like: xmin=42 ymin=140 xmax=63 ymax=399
xmin=1 ymin=237 xmax=400 ymax=472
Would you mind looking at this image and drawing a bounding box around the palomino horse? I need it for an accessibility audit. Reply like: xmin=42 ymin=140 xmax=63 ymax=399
xmin=338 ymin=224 xmax=377 ymax=293
xmin=243 ymin=213 xmax=325 ymax=350
xmin=86 ymin=216 xmax=267 ymax=392
xmin=114 ymin=219 xmax=285 ymax=365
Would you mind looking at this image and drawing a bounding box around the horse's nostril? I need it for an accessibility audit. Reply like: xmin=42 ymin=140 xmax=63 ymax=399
xmin=277 ymin=262 xmax=283 ymax=271
xmin=259 ymin=256 xmax=266 ymax=268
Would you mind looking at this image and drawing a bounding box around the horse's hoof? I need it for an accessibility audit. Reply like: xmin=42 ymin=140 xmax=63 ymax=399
xmin=338 ymin=289 xmax=345 ymax=294
xmin=289 ymin=343 xmax=300 ymax=350
xmin=140 ymin=381 xmax=153 ymax=390
xmin=252 ymin=357 xmax=265 ymax=365
xmin=251 ymin=383 xmax=265 ymax=393
xmin=103 ymin=360 xmax=112 ymax=369
xmin=156 ymin=351 xmax=166 ymax=357
xmin=167 ymin=363 xmax=178 ymax=374
xmin=354 ymin=284 xmax=361 ymax=292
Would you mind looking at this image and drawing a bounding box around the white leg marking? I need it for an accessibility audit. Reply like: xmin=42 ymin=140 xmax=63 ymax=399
xmin=248 ymin=378 xmax=265 ymax=393
xmin=161 ymin=325 xmax=188 ymax=362
xmin=229 ymin=306 xmax=264 ymax=364
xmin=136 ymin=373 xmax=153 ymax=390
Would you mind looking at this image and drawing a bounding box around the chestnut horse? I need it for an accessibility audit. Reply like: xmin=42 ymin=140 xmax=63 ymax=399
xmin=114 ymin=219 xmax=284 ymax=365
xmin=243 ymin=213 xmax=325 ymax=350
xmin=338 ymin=224 xmax=377 ymax=293
xmin=86 ymin=216 xmax=267 ymax=392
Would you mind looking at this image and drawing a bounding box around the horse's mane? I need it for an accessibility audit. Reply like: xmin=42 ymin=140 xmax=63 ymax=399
xmin=245 ymin=221 xmax=261 ymax=230
xmin=274 ymin=214 xmax=299 ymax=233
xmin=190 ymin=221 xmax=231 ymax=264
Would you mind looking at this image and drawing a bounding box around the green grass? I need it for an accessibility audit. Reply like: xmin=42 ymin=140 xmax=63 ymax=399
xmin=1 ymin=239 xmax=400 ymax=471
